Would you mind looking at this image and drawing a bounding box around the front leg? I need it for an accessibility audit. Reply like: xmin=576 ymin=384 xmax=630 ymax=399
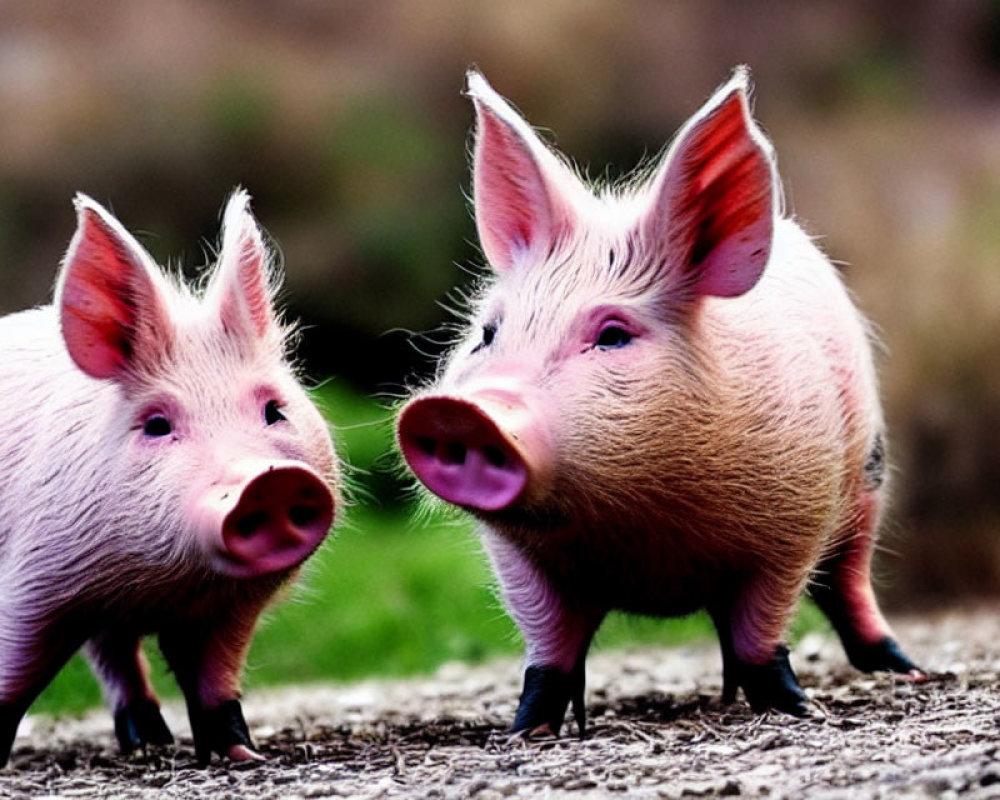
xmin=709 ymin=570 xmax=810 ymax=717
xmin=158 ymin=604 xmax=264 ymax=766
xmin=0 ymin=604 xmax=85 ymax=767
xmin=485 ymin=533 xmax=603 ymax=737
xmin=84 ymin=630 xmax=173 ymax=754
xmin=0 ymin=702 xmax=28 ymax=770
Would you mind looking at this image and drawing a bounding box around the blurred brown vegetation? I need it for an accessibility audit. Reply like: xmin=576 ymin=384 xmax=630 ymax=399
xmin=0 ymin=0 xmax=997 ymax=605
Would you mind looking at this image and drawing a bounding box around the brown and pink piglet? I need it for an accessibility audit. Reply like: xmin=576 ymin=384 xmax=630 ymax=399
xmin=0 ymin=191 xmax=338 ymax=766
xmin=397 ymin=68 xmax=924 ymax=736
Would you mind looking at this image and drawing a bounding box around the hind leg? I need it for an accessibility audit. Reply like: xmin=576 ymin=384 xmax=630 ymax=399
xmin=809 ymin=486 xmax=923 ymax=677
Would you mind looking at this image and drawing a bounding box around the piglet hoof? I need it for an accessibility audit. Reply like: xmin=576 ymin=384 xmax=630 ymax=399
xmin=114 ymin=699 xmax=174 ymax=755
xmin=227 ymin=743 xmax=265 ymax=762
xmin=190 ymin=698 xmax=257 ymax=767
xmin=740 ymin=645 xmax=810 ymax=717
xmin=845 ymin=636 xmax=925 ymax=680
xmin=511 ymin=664 xmax=586 ymax=739
xmin=720 ymin=659 xmax=740 ymax=705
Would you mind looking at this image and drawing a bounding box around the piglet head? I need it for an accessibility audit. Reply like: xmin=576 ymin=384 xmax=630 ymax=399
xmin=56 ymin=191 xmax=338 ymax=578
xmin=399 ymin=68 xmax=777 ymax=523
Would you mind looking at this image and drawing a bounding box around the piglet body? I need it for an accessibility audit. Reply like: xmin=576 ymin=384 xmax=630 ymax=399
xmin=398 ymin=68 xmax=921 ymax=736
xmin=0 ymin=191 xmax=338 ymax=766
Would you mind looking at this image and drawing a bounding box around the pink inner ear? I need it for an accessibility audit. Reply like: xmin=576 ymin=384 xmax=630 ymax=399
xmin=473 ymin=107 xmax=557 ymax=272
xmin=658 ymin=91 xmax=774 ymax=298
xmin=60 ymin=210 xmax=147 ymax=379
xmin=240 ymin=238 xmax=272 ymax=336
xmin=216 ymin=199 xmax=275 ymax=341
xmin=223 ymin=230 xmax=272 ymax=338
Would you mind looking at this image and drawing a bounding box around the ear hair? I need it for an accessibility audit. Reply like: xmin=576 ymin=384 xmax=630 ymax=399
xmin=467 ymin=70 xmax=581 ymax=273
xmin=209 ymin=188 xmax=280 ymax=341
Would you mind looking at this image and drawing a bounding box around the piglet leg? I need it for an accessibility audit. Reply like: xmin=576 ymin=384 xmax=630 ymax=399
xmin=0 ymin=702 xmax=26 ymax=769
xmin=709 ymin=603 xmax=741 ymax=704
xmin=710 ymin=571 xmax=810 ymax=716
xmin=159 ymin=608 xmax=263 ymax=766
xmin=0 ymin=610 xmax=83 ymax=767
xmin=810 ymin=489 xmax=922 ymax=678
xmin=485 ymin=534 xmax=602 ymax=737
xmin=84 ymin=631 xmax=173 ymax=753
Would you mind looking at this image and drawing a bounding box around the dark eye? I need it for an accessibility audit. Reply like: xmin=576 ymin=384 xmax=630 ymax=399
xmin=596 ymin=324 xmax=633 ymax=350
xmin=264 ymin=400 xmax=287 ymax=425
xmin=143 ymin=415 xmax=172 ymax=437
xmin=473 ymin=323 xmax=497 ymax=353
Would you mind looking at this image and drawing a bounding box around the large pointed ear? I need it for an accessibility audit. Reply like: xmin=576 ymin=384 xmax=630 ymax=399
xmin=642 ymin=67 xmax=776 ymax=298
xmin=57 ymin=194 xmax=174 ymax=381
xmin=207 ymin=189 xmax=278 ymax=341
xmin=467 ymin=70 xmax=578 ymax=273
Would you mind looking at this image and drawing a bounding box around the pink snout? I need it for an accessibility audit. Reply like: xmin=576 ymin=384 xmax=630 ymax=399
xmin=398 ymin=394 xmax=545 ymax=512
xmin=197 ymin=460 xmax=334 ymax=579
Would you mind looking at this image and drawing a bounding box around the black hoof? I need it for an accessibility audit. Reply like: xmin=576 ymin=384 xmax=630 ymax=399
xmin=0 ymin=704 xmax=24 ymax=768
xmin=511 ymin=663 xmax=586 ymax=738
xmin=844 ymin=636 xmax=923 ymax=676
xmin=188 ymin=698 xmax=254 ymax=766
xmin=721 ymin=658 xmax=740 ymax=704
xmin=114 ymin=698 xmax=174 ymax=754
xmin=740 ymin=646 xmax=810 ymax=717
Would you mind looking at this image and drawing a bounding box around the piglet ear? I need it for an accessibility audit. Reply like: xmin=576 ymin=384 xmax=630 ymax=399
xmin=57 ymin=194 xmax=173 ymax=381
xmin=209 ymin=189 xmax=278 ymax=341
xmin=467 ymin=70 xmax=578 ymax=273
xmin=642 ymin=67 xmax=776 ymax=298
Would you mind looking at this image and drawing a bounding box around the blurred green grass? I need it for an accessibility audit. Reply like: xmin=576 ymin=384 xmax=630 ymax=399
xmin=30 ymin=382 xmax=825 ymax=718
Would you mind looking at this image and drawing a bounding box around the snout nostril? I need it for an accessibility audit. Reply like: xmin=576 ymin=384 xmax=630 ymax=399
xmin=444 ymin=442 xmax=467 ymax=465
xmin=235 ymin=510 xmax=268 ymax=538
xmin=482 ymin=445 xmax=507 ymax=468
xmin=415 ymin=436 xmax=437 ymax=456
xmin=289 ymin=505 xmax=320 ymax=528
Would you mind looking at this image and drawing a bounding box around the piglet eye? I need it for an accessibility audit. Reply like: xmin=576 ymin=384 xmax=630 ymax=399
xmin=264 ymin=400 xmax=287 ymax=426
xmin=143 ymin=415 xmax=172 ymax=437
xmin=596 ymin=324 xmax=633 ymax=350
xmin=472 ymin=322 xmax=497 ymax=354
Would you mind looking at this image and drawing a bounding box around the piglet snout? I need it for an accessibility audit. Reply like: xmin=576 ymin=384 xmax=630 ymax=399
xmin=199 ymin=459 xmax=334 ymax=578
xmin=398 ymin=392 xmax=546 ymax=512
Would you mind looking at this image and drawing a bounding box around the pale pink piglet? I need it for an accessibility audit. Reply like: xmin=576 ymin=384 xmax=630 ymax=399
xmin=0 ymin=191 xmax=338 ymax=766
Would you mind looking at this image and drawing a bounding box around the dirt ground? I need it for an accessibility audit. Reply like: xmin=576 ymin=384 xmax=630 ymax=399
xmin=2 ymin=606 xmax=998 ymax=799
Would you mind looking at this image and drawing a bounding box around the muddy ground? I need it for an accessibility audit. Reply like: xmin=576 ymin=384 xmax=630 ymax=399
xmin=2 ymin=605 xmax=998 ymax=799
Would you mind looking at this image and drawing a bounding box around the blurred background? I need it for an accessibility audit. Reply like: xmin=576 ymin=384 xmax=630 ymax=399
xmin=1 ymin=0 xmax=997 ymax=714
